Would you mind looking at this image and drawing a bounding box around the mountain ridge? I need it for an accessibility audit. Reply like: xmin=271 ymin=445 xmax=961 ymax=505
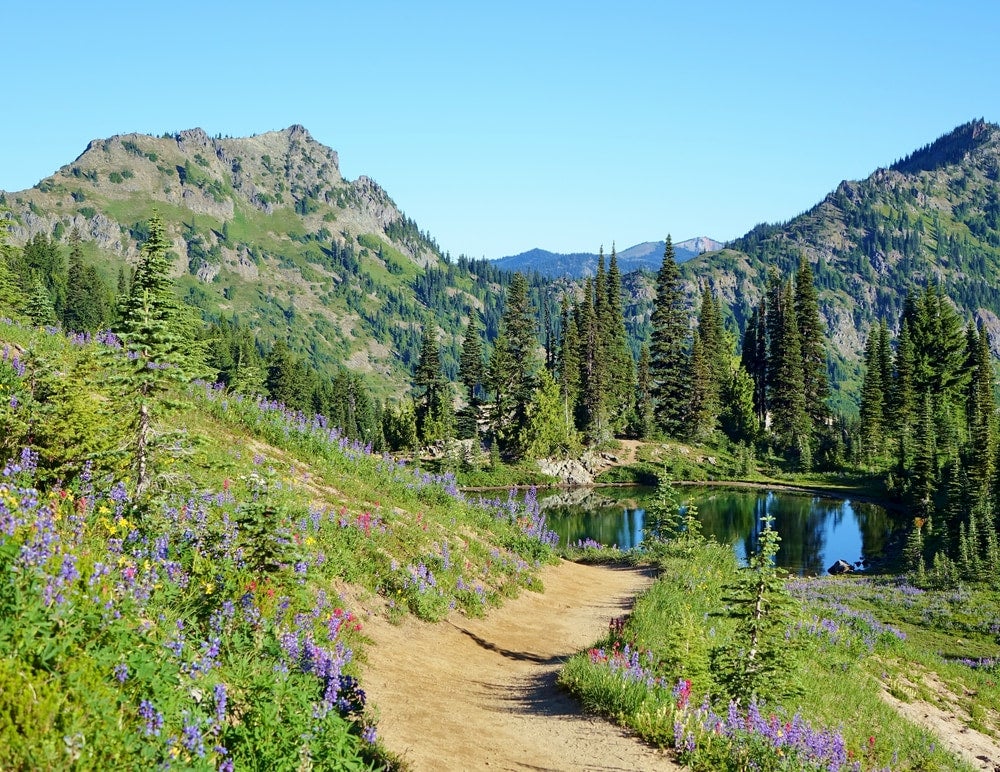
xmin=493 ymin=236 xmax=724 ymax=278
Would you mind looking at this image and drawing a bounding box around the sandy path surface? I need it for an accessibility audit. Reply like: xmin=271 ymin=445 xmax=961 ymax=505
xmin=362 ymin=560 xmax=680 ymax=771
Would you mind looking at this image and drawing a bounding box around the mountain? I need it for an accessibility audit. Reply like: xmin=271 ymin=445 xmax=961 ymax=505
xmin=0 ymin=126 xmax=511 ymax=397
xmin=494 ymin=236 xmax=723 ymax=278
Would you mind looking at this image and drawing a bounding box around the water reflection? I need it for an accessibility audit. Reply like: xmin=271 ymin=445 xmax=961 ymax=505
xmin=541 ymin=486 xmax=895 ymax=576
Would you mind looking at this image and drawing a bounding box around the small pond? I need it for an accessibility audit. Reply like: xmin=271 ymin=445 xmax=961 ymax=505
xmin=541 ymin=486 xmax=897 ymax=576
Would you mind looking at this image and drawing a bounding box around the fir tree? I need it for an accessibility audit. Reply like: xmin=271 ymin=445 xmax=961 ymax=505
xmin=768 ymin=280 xmax=809 ymax=463
xmin=649 ymin=236 xmax=689 ymax=436
xmin=457 ymin=312 xmax=485 ymax=439
xmin=26 ymin=276 xmax=57 ymax=326
xmin=685 ymin=329 xmax=716 ymax=441
xmin=858 ymin=327 xmax=885 ymax=466
xmin=486 ymin=273 xmax=540 ymax=459
xmin=113 ymin=213 xmax=194 ymax=497
xmin=414 ymin=316 xmax=454 ymax=444
xmin=557 ymin=294 xmax=582 ymax=438
xmin=633 ymin=343 xmax=654 ymax=439
xmin=794 ymin=255 xmax=830 ymax=430
xmin=604 ymin=245 xmax=636 ymax=433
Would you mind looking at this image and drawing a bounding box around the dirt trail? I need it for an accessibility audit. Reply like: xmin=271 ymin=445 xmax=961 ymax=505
xmin=362 ymin=560 xmax=680 ymax=771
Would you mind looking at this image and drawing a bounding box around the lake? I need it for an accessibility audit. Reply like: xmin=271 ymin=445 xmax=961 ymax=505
xmin=541 ymin=486 xmax=896 ymax=576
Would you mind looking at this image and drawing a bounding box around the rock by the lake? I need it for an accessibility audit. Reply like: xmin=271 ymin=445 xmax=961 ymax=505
xmin=828 ymin=559 xmax=854 ymax=575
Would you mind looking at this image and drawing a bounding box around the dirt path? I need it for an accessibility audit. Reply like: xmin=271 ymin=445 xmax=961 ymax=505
xmin=361 ymin=560 xmax=680 ymax=771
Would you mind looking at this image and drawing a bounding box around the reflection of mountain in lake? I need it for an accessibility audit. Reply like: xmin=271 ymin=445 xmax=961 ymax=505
xmin=541 ymin=487 xmax=897 ymax=576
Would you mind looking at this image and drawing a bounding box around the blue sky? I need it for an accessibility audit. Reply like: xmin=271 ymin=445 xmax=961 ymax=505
xmin=3 ymin=1 xmax=998 ymax=258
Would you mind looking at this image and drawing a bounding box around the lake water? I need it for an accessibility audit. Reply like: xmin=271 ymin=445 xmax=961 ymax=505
xmin=542 ymin=486 xmax=896 ymax=576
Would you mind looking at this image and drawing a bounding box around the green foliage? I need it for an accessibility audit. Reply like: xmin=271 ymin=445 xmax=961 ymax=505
xmin=649 ymin=236 xmax=689 ymax=436
xmin=711 ymin=515 xmax=798 ymax=704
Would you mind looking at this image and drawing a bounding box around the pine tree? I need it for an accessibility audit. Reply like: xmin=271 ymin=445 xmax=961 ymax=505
xmin=521 ymin=370 xmax=578 ymax=458
xmin=26 ymin=276 xmax=57 ymax=326
xmin=892 ymin=318 xmax=917 ymax=471
xmin=965 ymin=323 xmax=995 ymax=509
xmin=604 ymin=245 xmax=636 ymax=433
xmin=63 ymin=230 xmax=110 ymax=332
xmin=457 ymin=313 xmax=485 ymax=439
xmin=858 ymin=327 xmax=885 ymax=466
xmin=794 ymin=255 xmax=830 ymax=431
xmin=649 ymin=236 xmax=689 ymax=436
xmin=113 ymin=213 xmax=193 ymax=497
xmin=414 ymin=316 xmax=454 ymax=444
xmin=721 ymin=365 xmax=760 ymax=443
xmin=741 ymin=303 xmax=768 ymax=427
xmin=768 ymin=280 xmax=809 ymax=463
xmin=557 ymin=294 xmax=582 ymax=438
xmin=486 ymin=274 xmax=539 ymax=459
xmin=684 ymin=329 xmax=716 ymax=441
xmin=634 ymin=344 xmax=654 ymax=439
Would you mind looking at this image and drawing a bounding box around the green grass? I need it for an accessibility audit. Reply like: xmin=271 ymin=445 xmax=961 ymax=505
xmin=558 ymin=531 xmax=987 ymax=770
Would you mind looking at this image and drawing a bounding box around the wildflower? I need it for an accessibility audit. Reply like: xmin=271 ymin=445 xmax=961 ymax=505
xmin=114 ymin=663 xmax=129 ymax=683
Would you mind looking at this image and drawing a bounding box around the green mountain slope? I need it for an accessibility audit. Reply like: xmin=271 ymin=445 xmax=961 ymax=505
xmin=0 ymin=126 xmax=509 ymax=398
xmin=690 ymin=119 xmax=1000 ymax=354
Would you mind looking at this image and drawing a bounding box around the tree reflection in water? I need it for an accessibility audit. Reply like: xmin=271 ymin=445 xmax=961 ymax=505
xmin=541 ymin=487 xmax=895 ymax=576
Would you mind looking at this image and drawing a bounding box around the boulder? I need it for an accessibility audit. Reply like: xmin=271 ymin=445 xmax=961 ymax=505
xmin=828 ymin=559 xmax=853 ymax=575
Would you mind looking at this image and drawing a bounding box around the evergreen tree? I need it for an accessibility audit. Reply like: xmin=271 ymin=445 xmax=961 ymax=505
xmin=604 ymin=245 xmax=636 ymax=433
xmin=414 ymin=317 xmax=454 ymax=444
xmin=26 ymin=276 xmax=57 ymax=326
xmin=63 ymin=230 xmax=110 ymax=332
xmin=577 ymin=276 xmax=609 ymax=444
xmin=892 ymin=318 xmax=917 ymax=471
xmin=721 ymin=365 xmax=760 ymax=443
xmin=457 ymin=312 xmax=485 ymax=439
xmin=113 ymin=213 xmax=193 ymax=497
xmin=858 ymin=327 xmax=885 ymax=466
xmin=266 ymin=340 xmax=312 ymax=411
xmin=794 ymin=255 xmax=830 ymax=430
xmin=520 ymin=370 xmax=578 ymax=458
xmin=649 ymin=236 xmax=689 ymax=436
xmin=965 ymin=323 xmax=995 ymax=508
xmin=556 ymin=294 xmax=582 ymax=438
xmin=633 ymin=343 xmax=654 ymax=439
xmin=768 ymin=280 xmax=809 ymax=464
xmin=740 ymin=303 xmax=768 ymax=427
xmin=485 ymin=273 xmax=539 ymax=459
xmin=684 ymin=329 xmax=716 ymax=441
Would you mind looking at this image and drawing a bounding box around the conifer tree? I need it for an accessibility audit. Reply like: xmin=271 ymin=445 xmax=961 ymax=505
xmin=576 ymin=277 xmax=608 ymax=443
xmin=892 ymin=318 xmax=917 ymax=470
xmin=486 ymin=273 xmax=538 ymax=458
xmin=604 ymin=245 xmax=636 ymax=433
xmin=457 ymin=313 xmax=485 ymax=439
xmin=685 ymin=329 xmax=716 ymax=441
xmin=114 ymin=213 xmax=194 ymax=497
xmin=63 ymin=231 xmax=110 ymax=332
xmin=740 ymin=303 xmax=768 ymax=426
xmin=965 ymin=323 xmax=995 ymax=509
xmin=858 ymin=327 xmax=885 ymax=466
xmin=649 ymin=236 xmax=689 ymax=436
xmin=414 ymin=316 xmax=454 ymax=444
xmin=459 ymin=313 xmax=484 ymax=402
xmin=768 ymin=280 xmax=809 ymax=463
xmin=794 ymin=255 xmax=830 ymax=430
xmin=556 ymin=294 xmax=582 ymax=437
xmin=634 ymin=343 xmax=654 ymax=439
xmin=721 ymin=365 xmax=760 ymax=443
xmin=26 ymin=276 xmax=57 ymax=326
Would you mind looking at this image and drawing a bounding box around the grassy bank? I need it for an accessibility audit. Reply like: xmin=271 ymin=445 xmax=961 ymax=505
xmin=558 ymin=526 xmax=998 ymax=770
xmin=0 ymin=322 xmax=559 ymax=770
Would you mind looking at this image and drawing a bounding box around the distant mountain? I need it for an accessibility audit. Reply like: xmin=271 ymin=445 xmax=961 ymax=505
xmin=494 ymin=237 xmax=723 ymax=278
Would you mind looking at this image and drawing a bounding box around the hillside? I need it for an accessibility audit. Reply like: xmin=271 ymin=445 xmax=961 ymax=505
xmin=684 ymin=119 xmax=1000 ymax=360
xmin=0 ymin=126 xmax=512 ymax=397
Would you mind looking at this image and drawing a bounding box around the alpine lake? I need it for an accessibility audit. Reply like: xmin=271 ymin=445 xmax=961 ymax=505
xmin=542 ymin=486 xmax=898 ymax=576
